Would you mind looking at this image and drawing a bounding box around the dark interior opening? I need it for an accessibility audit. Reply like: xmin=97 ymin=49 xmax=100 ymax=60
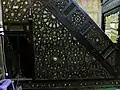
xmin=8 ymin=36 xmax=33 ymax=78
xmin=4 ymin=24 xmax=33 ymax=78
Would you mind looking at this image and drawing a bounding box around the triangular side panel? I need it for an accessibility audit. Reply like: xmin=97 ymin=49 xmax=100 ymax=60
xmin=32 ymin=0 xmax=112 ymax=80
xmin=38 ymin=0 xmax=120 ymax=76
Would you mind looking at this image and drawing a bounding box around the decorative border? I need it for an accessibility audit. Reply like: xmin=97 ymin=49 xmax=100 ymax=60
xmin=17 ymin=79 xmax=120 ymax=89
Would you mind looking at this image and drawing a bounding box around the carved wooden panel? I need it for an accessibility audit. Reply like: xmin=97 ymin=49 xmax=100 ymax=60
xmin=2 ymin=0 xmax=29 ymax=22
xmin=32 ymin=0 xmax=112 ymax=80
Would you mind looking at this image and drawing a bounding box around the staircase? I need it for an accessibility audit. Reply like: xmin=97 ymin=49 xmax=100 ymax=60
xmin=1 ymin=0 xmax=120 ymax=89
